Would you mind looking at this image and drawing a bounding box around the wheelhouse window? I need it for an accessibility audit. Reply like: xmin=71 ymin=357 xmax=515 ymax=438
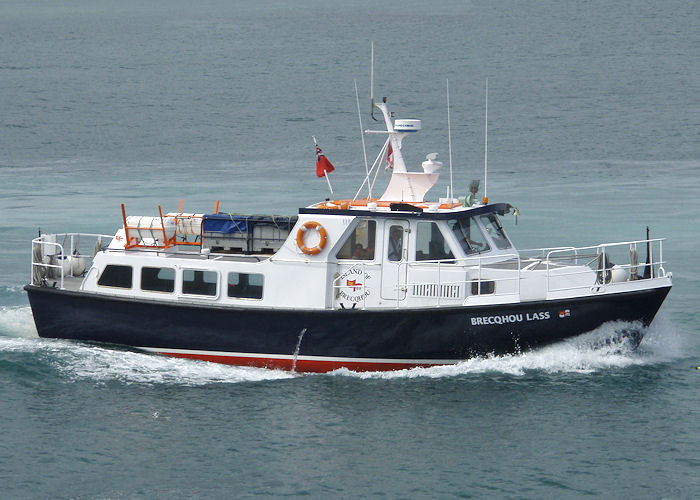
xmin=141 ymin=267 xmax=175 ymax=293
xmin=415 ymin=222 xmax=455 ymax=262
xmin=479 ymin=214 xmax=512 ymax=250
xmin=336 ymin=220 xmax=376 ymax=260
xmin=97 ymin=265 xmax=132 ymax=289
xmin=448 ymin=215 xmax=491 ymax=255
xmin=182 ymin=269 xmax=218 ymax=296
xmin=228 ymin=272 xmax=264 ymax=299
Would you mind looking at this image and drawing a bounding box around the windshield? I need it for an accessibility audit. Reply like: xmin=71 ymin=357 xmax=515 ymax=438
xmin=479 ymin=214 xmax=512 ymax=250
xmin=448 ymin=216 xmax=490 ymax=255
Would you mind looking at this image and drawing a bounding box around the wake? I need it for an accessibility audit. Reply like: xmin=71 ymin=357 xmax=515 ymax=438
xmin=331 ymin=317 xmax=681 ymax=380
xmin=0 ymin=306 xmax=37 ymax=338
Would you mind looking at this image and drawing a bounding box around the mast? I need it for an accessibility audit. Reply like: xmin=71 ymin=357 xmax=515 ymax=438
xmin=364 ymin=43 xmax=440 ymax=202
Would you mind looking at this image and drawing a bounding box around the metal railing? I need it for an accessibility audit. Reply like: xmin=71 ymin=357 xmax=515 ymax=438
xmin=331 ymin=238 xmax=668 ymax=309
xmin=543 ymin=238 xmax=667 ymax=293
xmin=31 ymin=233 xmax=114 ymax=289
xmin=332 ymin=254 xmax=523 ymax=309
xmin=403 ymin=252 xmax=522 ymax=307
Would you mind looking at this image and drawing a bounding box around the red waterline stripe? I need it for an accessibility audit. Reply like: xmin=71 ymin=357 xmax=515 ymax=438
xmin=158 ymin=351 xmax=442 ymax=373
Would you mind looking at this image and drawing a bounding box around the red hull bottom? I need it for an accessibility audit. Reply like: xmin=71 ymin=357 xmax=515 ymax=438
xmin=153 ymin=349 xmax=451 ymax=373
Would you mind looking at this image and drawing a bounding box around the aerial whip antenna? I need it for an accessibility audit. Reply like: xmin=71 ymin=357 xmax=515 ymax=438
xmin=370 ymin=42 xmax=374 ymax=118
xmin=483 ymin=78 xmax=488 ymax=203
xmin=446 ymin=78 xmax=454 ymax=200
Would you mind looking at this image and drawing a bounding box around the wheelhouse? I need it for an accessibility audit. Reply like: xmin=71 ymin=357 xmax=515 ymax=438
xmin=303 ymin=202 xmax=517 ymax=266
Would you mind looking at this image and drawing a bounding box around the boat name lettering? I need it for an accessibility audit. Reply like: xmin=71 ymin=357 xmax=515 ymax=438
xmin=471 ymin=311 xmax=550 ymax=326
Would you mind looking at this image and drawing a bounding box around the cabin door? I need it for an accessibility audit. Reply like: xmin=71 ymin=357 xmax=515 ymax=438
xmin=381 ymin=220 xmax=409 ymax=301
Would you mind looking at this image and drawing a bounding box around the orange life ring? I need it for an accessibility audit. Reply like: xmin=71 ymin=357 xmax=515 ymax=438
xmin=296 ymin=221 xmax=328 ymax=255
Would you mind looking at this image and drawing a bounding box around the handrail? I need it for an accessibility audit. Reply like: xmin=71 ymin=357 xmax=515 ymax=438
xmin=544 ymin=237 xmax=665 ymax=260
xmin=31 ymin=241 xmax=65 ymax=289
xmin=31 ymin=232 xmax=114 ymax=289
xmin=405 ymin=252 xmax=522 ymax=306
xmin=544 ymin=238 xmax=667 ymax=293
xmin=329 ymin=238 xmax=669 ymax=310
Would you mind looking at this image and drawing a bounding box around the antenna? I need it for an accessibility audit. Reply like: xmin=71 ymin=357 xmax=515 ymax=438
xmin=354 ymin=79 xmax=371 ymax=198
xmin=483 ymin=78 xmax=488 ymax=203
xmin=446 ymin=79 xmax=454 ymax=200
xmin=370 ymin=42 xmax=378 ymax=121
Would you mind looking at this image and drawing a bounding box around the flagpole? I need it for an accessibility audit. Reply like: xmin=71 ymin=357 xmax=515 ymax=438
xmin=324 ymin=171 xmax=334 ymax=195
xmin=313 ymin=136 xmax=334 ymax=196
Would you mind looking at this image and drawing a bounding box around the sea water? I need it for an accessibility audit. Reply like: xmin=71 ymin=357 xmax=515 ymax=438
xmin=1 ymin=0 xmax=699 ymax=497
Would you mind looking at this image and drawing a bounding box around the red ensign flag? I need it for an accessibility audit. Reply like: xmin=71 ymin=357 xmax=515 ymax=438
xmin=315 ymin=141 xmax=335 ymax=178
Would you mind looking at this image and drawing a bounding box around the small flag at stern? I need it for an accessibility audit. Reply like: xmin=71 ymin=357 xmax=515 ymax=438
xmin=314 ymin=140 xmax=335 ymax=178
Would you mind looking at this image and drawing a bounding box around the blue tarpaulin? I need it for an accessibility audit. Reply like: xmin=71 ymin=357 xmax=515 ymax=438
xmin=202 ymin=215 xmax=249 ymax=234
xmin=202 ymin=214 xmax=297 ymax=234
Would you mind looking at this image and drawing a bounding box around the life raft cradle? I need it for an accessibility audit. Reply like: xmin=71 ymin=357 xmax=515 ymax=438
xmin=121 ymin=200 xmax=218 ymax=250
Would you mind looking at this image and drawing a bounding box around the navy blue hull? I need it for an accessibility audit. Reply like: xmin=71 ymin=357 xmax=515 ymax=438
xmin=25 ymin=285 xmax=670 ymax=371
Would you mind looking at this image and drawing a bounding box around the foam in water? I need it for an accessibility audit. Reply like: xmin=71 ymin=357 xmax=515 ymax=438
xmin=330 ymin=318 xmax=681 ymax=380
xmin=0 ymin=306 xmax=38 ymax=338
xmin=0 ymin=336 xmax=293 ymax=386
xmin=0 ymin=306 xmax=290 ymax=385
xmin=52 ymin=344 xmax=295 ymax=385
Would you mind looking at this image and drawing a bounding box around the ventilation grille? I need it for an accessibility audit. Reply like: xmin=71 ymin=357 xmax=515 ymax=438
xmin=411 ymin=284 xmax=461 ymax=299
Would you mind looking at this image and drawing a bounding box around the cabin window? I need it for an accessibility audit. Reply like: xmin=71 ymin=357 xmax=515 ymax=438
xmin=97 ymin=265 xmax=133 ymax=289
xmin=141 ymin=267 xmax=175 ymax=293
xmin=415 ymin=222 xmax=455 ymax=262
xmin=228 ymin=272 xmax=264 ymax=299
xmin=336 ymin=220 xmax=376 ymax=261
xmin=182 ymin=269 xmax=218 ymax=296
xmin=448 ymin=216 xmax=490 ymax=255
xmin=479 ymin=214 xmax=512 ymax=250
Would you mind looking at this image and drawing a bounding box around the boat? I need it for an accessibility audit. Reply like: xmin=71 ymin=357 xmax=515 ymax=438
xmin=25 ymin=85 xmax=672 ymax=373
